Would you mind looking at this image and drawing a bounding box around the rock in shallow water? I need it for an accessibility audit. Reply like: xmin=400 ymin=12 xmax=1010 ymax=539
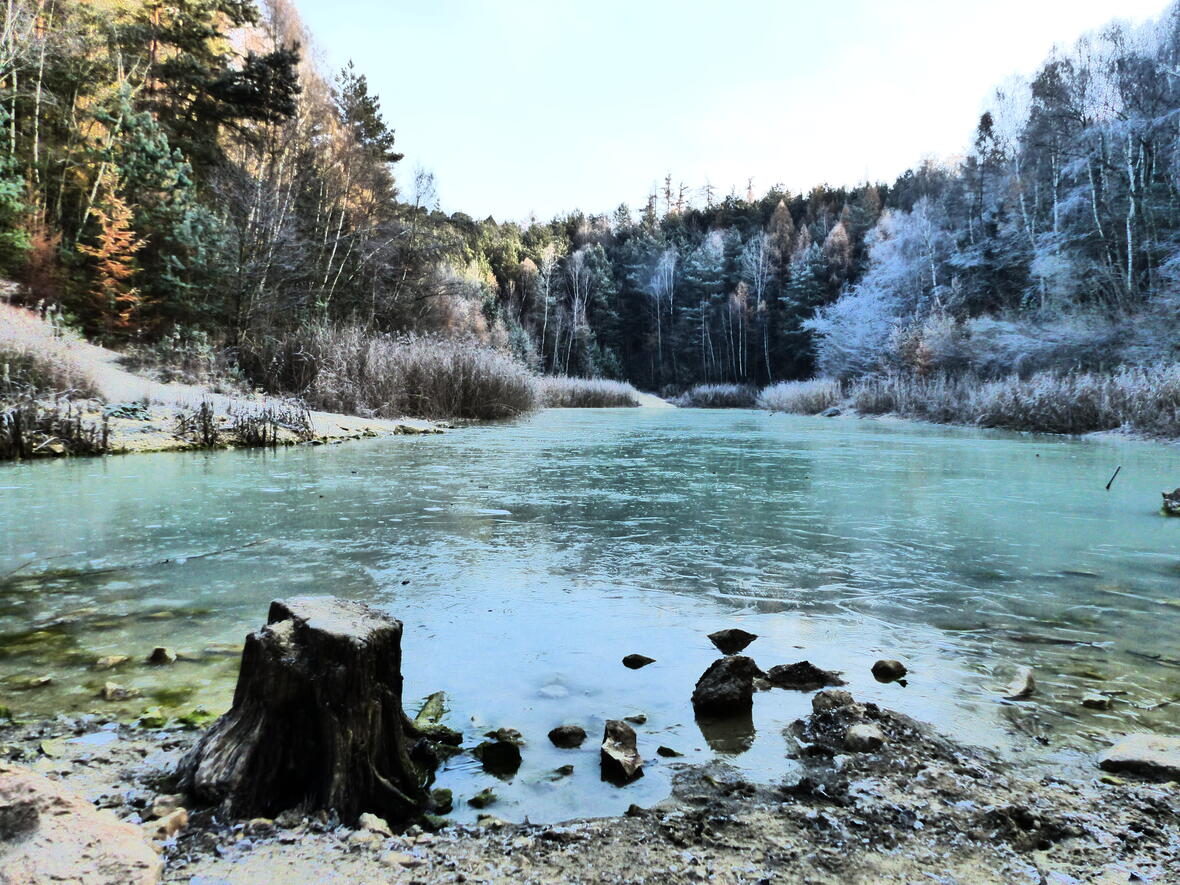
xmin=691 ymin=656 xmax=764 ymax=717
xmin=473 ymin=740 xmax=522 ymax=776
xmin=1098 ymin=734 xmax=1180 ymax=780
xmin=601 ymin=719 xmax=643 ymax=783
xmin=767 ymin=661 xmax=846 ymax=691
xmin=548 ymin=725 xmax=587 ymax=749
xmin=707 ymin=629 xmax=758 ymax=655
xmin=1003 ymin=666 xmax=1036 ymax=700
xmin=871 ymin=659 xmax=907 ymax=683
xmin=622 ymin=654 xmax=655 ymax=669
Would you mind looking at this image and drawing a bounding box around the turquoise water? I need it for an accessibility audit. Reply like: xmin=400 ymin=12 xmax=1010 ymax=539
xmin=2 ymin=409 xmax=1179 ymax=822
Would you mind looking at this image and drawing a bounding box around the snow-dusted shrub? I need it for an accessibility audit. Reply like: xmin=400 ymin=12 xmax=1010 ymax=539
xmin=540 ymin=376 xmax=640 ymax=408
xmin=757 ymin=379 xmax=842 ymax=414
xmin=674 ymin=384 xmax=758 ymax=408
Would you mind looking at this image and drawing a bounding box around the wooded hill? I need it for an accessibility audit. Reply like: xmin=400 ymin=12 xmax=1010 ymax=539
xmin=3 ymin=0 xmax=1180 ymax=397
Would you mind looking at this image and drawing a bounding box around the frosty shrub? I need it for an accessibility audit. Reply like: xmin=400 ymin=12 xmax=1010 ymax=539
xmin=846 ymin=368 xmax=1180 ymax=437
xmin=540 ymin=377 xmax=640 ymax=408
xmin=674 ymin=384 xmax=758 ymax=408
xmin=0 ymin=303 xmax=99 ymax=398
xmin=239 ymin=325 xmax=540 ymax=421
xmin=757 ymin=379 xmax=842 ymax=414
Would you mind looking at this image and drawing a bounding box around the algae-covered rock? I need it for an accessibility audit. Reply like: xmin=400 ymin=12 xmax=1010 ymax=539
xmin=137 ymin=707 xmax=167 ymax=729
xmin=467 ymin=788 xmax=497 ymax=809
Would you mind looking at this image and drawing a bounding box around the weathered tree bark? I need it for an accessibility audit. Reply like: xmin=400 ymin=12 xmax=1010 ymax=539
xmin=177 ymin=596 xmax=431 ymax=825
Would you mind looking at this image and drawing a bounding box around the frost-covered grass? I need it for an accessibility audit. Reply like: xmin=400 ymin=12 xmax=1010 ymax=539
xmin=757 ymin=379 xmax=842 ymax=414
xmin=239 ymin=325 xmax=540 ymax=421
xmin=848 ymin=369 xmax=1180 ymax=437
xmin=674 ymin=384 xmax=758 ymax=408
xmin=0 ymin=304 xmax=99 ymax=398
xmin=540 ymin=376 xmax=640 ymax=408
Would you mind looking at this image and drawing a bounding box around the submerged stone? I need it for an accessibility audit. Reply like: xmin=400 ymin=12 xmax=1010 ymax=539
xmin=99 ymin=681 xmax=138 ymax=702
xmin=1003 ymin=666 xmax=1036 ymax=700
xmin=1081 ymin=693 xmax=1114 ymax=710
xmin=146 ymin=647 xmax=177 ymax=666
xmin=93 ymin=655 xmax=130 ymax=671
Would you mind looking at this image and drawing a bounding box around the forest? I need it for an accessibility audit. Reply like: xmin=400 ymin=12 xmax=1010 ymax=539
xmin=4 ymin=0 xmax=1180 ymax=417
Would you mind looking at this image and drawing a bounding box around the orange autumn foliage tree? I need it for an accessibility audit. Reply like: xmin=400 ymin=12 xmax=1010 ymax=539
xmin=77 ymin=178 xmax=147 ymax=336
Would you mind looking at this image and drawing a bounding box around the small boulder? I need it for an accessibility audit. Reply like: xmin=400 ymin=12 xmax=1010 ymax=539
xmin=624 ymin=713 xmax=647 ymax=725
xmin=548 ymin=725 xmax=587 ymax=749
xmin=812 ymin=689 xmax=858 ymax=715
xmin=430 ymin=788 xmax=453 ymax=814
xmin=150 ymin=794 xmax=184 ymax=819
xmin=691 ymin=656 xmax=763 ymax=717
xmin=358 ymin=812 xmax=392 ymax=837
xmin=622 ymin=654 xmax=655 ymax=669
xmin=483 ymin=727 xmax=524 ymax=746
xmin=143 ymin=808 xmax=188 ymax=841
xmin=820 ymin=407 xmax=842 ymax=418
xmin=707 ymin=629 xmax=758 ymax=655
xmin=1081 ymin=693 xmax=1113 ymax=710
xmin=146 ymin=647 xmax=177 ymax=666
xmin=844 ymin=723 xmax=886 ymax=753
xmin=766 ymin=661 xmax=846 ymax=691
xmin=1003 ymin=666 xmax=1036 ymax=700
xmin=472 ymin=740 xmax=522 ymax=776
xmin=656 ymin=746 xmax=683 ymax=758
xmin=99 ymin=681 xmax=139 ymax=702
xmin=871 ymin=659 xmax=907 ymax=683
xmin=93 ymin=655 xmax=129 ymax=671
xmin=601 ymin=720 xmax=643 ymax=783
xmin=467 ymin=788 xmax=497 ymax=809
xmin=1098 ymin=734 xmax=1180 ymax=780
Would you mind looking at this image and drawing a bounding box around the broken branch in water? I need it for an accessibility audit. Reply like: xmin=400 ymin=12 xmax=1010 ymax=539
xmin=1105 ymin=465 xmax=1121 ymax=491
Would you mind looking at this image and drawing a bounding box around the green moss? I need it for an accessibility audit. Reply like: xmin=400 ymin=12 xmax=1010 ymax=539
xmin=150 ymin=685 xmax=197 ymax=706
xmin=137 ymin=707 xmax=168 ymax=729
xmin=176 ymin=706 xmax=216 ymax=729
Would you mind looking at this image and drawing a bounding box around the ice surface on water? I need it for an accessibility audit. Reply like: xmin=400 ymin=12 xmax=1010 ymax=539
xmin=1 ymin=409 xmax=1179 ymax=823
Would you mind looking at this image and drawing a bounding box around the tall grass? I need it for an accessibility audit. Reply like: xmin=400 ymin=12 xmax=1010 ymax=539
xmin=239 ymin=325 xmax=540 ymax=421
xmin=762 ymin=369 xmax=1180 ymax=437
xmin=540 ymin=376 xmax=640 ymax=408
xmin=673 ymin=384 xmax=758 ymax=408
xmin=757 ymin=379 xmax=842 ymax=415
xmin=0 ymin=304 xmax=99 ymax=398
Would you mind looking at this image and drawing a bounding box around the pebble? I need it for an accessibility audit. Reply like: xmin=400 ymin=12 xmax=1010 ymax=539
xmin=844 ymin=723 xmax=887 ymax=753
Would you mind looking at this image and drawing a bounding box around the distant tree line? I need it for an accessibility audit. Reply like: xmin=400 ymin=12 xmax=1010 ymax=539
xmin=4 ymin=0 xmax=1180 ymax=394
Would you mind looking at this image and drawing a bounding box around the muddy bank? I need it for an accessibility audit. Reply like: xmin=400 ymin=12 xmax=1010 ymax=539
xmin=2 ymin=691 xmax=1176 ymax=884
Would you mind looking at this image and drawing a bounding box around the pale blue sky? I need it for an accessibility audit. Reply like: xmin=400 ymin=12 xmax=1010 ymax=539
xmin=292 ymin=0 xmax=1171 ymax=220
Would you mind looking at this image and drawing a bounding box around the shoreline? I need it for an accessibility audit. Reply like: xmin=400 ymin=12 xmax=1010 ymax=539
xmin=2 ymin=691 xmax=1176 ymax=883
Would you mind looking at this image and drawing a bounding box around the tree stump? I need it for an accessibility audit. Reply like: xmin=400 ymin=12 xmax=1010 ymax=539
xmin=177 ymin=597 xmax=430 ymax=825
